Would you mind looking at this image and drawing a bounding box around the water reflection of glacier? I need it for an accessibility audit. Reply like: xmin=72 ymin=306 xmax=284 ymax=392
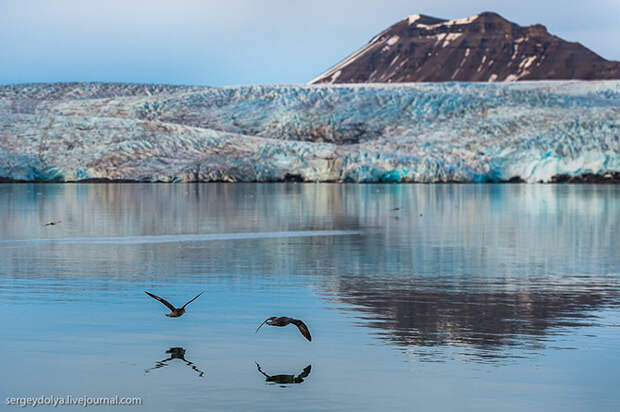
xmin=0 ymin=184 xmax=617 ymax=279
xmin=1 ymin=183 xmax=618 ymax=363
xmin=0 ymin=81 xmax=618 ymax=182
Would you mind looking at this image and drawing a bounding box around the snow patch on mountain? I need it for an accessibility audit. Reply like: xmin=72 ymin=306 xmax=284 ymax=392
xmin=415 ymin=14 xmax=479 ymax=29
xmin=387 ymin=35 xmax=400 ymax=46
xmin=407 ymin=14 xmax=421 ymax=24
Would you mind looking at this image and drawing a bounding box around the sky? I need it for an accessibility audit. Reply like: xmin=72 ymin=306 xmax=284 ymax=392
xmin=1 ymin=0 xmax=619 ymax=86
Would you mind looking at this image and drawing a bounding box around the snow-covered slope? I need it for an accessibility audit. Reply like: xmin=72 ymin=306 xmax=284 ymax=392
xmin=0 ymin=81 xmax=618 ymax=183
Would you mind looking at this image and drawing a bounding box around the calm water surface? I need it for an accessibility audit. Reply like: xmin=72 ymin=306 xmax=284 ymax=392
xmin=1 ymin=184 xmax=619 ymax=411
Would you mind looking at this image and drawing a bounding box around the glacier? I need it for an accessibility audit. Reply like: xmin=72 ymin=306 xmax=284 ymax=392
xmin=0 ymin=81 xmax=618 ymax=183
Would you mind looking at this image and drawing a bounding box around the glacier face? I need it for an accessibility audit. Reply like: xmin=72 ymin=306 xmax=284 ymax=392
xmin=0 ymin=81 xmax=618 ymax=183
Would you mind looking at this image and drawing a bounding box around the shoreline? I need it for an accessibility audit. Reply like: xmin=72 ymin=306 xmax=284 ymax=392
xmin=1 ymin=173 xmax=618 ymax=184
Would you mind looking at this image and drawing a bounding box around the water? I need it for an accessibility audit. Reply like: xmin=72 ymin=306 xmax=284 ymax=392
xmin=0 ymin=183 xmax=618 ymax=411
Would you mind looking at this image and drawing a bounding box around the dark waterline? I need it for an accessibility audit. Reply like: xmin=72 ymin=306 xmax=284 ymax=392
xmin=1 ymin=183 xmax=618 ymax=411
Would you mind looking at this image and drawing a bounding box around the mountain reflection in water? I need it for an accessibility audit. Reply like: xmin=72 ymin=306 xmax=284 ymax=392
xmin=322 ymin=275 xmax=619 ymax=362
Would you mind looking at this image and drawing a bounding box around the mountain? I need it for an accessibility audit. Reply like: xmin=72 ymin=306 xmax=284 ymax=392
xmin=309 ymin=12 xmax=620 ymax=84
xmin=1 ymin=81 xmax=618 ymax=183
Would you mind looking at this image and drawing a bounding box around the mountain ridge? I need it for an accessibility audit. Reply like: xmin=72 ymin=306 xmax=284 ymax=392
xmin=310 ymin=12 xmax=620 ymax=84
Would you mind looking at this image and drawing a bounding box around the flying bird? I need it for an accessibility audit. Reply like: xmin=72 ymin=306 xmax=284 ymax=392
xmin=145 ymin=291 xmax=204 ymax=318
xmin=44 ymin=220 xmax=61 ymax=226
xmin=256 ymin=316 xmax=312 ymax=341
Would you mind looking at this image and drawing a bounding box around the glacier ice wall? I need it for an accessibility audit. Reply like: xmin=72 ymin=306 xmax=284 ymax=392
xmin=0 ymin=81 xmax=618 ymax=182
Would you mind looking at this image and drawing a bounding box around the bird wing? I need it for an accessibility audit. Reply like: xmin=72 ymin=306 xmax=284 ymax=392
xmin=298 ymin=365 xmax=312 ymax=379
xmin=255 ymin=362 xmax=270 ymax=378
xmin=181 ymin=291 xmax=204 ymax=309
xmin=255 ymin=318 xmax=270 ymax=333
xmin=145 ymin=291 xmax=176 ymax=311
xmin=291 ymin=319 xmax=312 ymax=341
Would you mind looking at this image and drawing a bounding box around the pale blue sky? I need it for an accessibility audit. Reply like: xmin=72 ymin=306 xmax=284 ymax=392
xmin=1 ymin=0 xmax=618 ymax=86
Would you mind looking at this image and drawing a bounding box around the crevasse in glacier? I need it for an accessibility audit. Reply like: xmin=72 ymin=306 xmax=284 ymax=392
xmin=0 ymin=81 xmax=618 ymax=182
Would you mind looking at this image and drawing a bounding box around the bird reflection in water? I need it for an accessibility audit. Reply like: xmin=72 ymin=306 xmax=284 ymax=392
xmin=145 ymin=347 xmax=204 ymax=377
xmin=255 ymin=363 xmax=311 ymax=387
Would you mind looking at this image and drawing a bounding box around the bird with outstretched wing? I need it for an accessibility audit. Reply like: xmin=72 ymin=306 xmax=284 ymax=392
xmin=256 ymin=316 xmax=312 ymax=341
xmin=145 ymin=291 xmax=204 ymax=318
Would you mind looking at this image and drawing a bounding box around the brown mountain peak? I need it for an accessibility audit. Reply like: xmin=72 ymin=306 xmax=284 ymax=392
xmin=310 ymin=11 xmax=620 ymax=84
